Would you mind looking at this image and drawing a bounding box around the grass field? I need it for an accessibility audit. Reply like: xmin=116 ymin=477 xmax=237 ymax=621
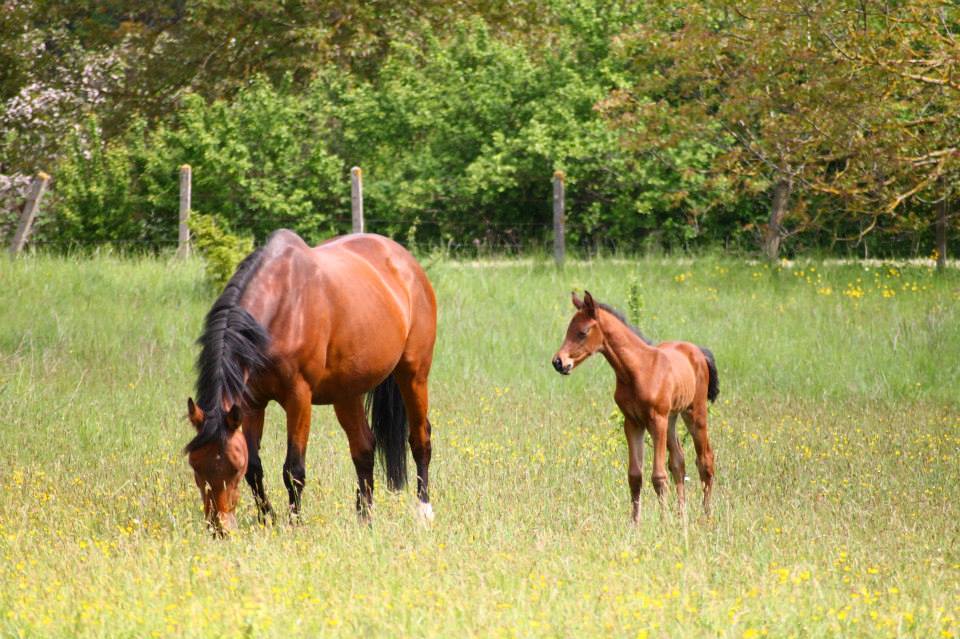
xmin=1 ymin=252 xmax=958 ymax=638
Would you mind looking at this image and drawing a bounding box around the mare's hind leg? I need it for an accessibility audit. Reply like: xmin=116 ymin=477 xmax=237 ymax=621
xmin=666 ymin=414 xmax=686 ymax=515
xmin=624 ymin=414 xmax=645 ymax=524
xmin=682 ymin=404 xmax=715 ymax=516
xmin=333 ymin=397 xmax=376 ymax=523
xmin=281 ymin=381 xmax=312 ymax=521
xmin=243 ymin=406 xmax=275 ymax=524
xmin=394 ymin=366 xmax=434 ymax=521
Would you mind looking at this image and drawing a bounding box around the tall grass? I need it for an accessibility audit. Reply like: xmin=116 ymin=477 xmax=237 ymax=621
xmin=0 ymin=254 xmax=957 ymax=637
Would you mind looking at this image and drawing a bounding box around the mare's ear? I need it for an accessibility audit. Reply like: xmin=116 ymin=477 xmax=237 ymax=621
xmin=187 ymin=398 xmax=204 ymax=430
xmin=571 ymin=291 xmax=584 ymax=309
xmin=583 ymin=290 xmax=597 ymax=319
xmin=225 ymin=405 xmax=242 ymax=431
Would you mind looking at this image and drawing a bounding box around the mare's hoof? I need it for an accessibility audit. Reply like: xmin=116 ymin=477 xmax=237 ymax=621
xmin=287 ymin=506 xmax=303 ymax=526
xmin=257 ymin=507 xmax=277 ymax=527
xmin=357 ymin=505 xmax=373 ymax=527
xmin=415 ymin=501 xmax=435 ymax=523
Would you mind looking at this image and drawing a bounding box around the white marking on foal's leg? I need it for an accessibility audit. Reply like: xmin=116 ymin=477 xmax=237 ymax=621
xmin=416 ymin=501 xmax=435 ymax=522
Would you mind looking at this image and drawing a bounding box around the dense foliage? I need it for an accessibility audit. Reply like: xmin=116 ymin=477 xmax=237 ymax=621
xmin=2 ymin=0 xmax=958 ymax=258
xmin=187 ymin=213 xmax=254 ymax=289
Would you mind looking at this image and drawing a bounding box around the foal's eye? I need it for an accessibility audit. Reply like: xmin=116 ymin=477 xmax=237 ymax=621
xmin=577 ymin=329 xmax=589 ymax=340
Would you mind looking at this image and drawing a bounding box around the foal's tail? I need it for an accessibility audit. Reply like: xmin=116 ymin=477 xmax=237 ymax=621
xmin=367 ymin=375 xmax=409 ymax=490
xmin=698 ymin=346 xmax=720 ymax=403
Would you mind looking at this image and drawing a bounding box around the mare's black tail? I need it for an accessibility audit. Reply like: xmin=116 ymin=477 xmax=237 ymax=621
xmin=366 ymin=375 xmax=409 ymax=490
xmin=698 ymin=346 xmax=720 ymax=403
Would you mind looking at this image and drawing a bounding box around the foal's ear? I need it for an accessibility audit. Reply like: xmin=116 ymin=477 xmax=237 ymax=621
xmin=225 ymin=405 xmax=242 ymax=431
xmin=571 ymin=291 xmax=584 ymax=309
xmin=187 ymin=397 xmax=204 ymax=430
xmin=583 ymin=290 xmax=597 ymax=318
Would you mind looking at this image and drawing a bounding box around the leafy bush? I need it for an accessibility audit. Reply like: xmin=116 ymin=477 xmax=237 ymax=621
xmin=187 ymin=213 xmax=254 ymax=290
xmin=154 ymin=81 xmax=345 ymax=243
xmin=39 ymin=8 xmax=755 ymax=253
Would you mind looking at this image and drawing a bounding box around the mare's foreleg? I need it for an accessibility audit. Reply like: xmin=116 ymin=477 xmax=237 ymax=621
xmin=624 ymin=414 xmax=645 ymax=524
xmin=282 ymin=383 xmax=312 ymax=522
xmin=333 ymin=397 xmax=376 ymax=523
xmin=243 ymin=407 xmax=275 ymax=524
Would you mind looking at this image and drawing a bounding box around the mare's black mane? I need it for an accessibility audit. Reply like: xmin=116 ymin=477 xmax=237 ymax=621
xmin=185 ymin=245 xmax=271 ymax=453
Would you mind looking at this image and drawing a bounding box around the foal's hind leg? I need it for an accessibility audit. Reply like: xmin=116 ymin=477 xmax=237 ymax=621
xmin=333 ymin=397 xmax=376 ymax=523
xmin=243 ymin=406 xmax=275 ymax=524
xmin=666 ymin=414 xmax=686 ymax=515
xmin=394 ymin=365 xmax=434 ymax=521
xmin=682 ymin=404 xmax=715 ymax=516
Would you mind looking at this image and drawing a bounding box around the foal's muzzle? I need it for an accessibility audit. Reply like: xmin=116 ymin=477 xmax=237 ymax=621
xmin=552 ymin=356 xmax=572 ymax=375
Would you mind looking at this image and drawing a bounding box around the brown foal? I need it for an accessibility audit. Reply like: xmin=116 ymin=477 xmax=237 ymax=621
xmin=552 ymin=291 xmax=718 ymax=521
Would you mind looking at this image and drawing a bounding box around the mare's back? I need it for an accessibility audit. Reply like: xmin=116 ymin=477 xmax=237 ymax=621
xmin=315 ymin=234 xmax=430 ymax=294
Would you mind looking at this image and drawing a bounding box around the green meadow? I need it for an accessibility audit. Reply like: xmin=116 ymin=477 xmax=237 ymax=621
xmin=0 ymin=253 xmax=958 ymax=638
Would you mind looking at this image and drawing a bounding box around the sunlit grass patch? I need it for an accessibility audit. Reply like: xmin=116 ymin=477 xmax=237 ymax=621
xmin=0 ymin=254 xmax=957 ymax=637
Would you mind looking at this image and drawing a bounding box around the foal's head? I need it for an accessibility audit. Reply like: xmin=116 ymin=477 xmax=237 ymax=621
xmin=185 ymin=398 xmax=248 ymax=534
xmin=552 ymin=291 xmax=604 ymax=375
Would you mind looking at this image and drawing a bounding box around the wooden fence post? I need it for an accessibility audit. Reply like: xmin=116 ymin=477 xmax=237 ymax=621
xmin=177 ymin=164 xmax=191 ymax=258
xmin=351 ymin=166 xmax=364 ymax=233
xmin=9 ymin=172 xmax=50 ymax=257
xmin=553 ymin=170 xmax=566 ymax=267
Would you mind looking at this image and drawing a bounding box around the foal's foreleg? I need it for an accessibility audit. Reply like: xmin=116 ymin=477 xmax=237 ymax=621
xmin=624 ymin=415 xmax=645 ymax=524
xmin=242 ymin=407 xmax=275 ymax=524
xmin=649 ymin=413 xmax=670 ymax=511
xmin=333 ymin=397 xmax=376 ymax=523
xmin=666 ymin=414 xmax=686 ymax=515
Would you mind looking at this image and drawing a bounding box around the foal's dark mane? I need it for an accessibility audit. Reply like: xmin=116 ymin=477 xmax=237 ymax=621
xmin=596 ymin=302 xmax=653 ymax=345
xmin=596 ymin=299 xmax=718 ymax=401
xmin=185 ymin=245 xmax=271 ymax=453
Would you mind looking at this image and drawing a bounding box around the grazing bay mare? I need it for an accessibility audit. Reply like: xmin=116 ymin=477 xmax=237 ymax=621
xmin=551 ymin=291 xmax=718 ymax=521
xmin=184 ymin=230 xmax=437 ymax=532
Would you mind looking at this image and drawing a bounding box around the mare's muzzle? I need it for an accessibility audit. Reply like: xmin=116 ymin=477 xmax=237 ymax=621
xmin=209 ymin=511 xmax=238 ymax=537
xmin=552 ymin=356 xmax=572 ymax=375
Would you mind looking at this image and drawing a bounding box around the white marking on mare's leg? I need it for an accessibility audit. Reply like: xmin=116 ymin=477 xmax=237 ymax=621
xmin=416 ymin=501 xmax=435 ymax=522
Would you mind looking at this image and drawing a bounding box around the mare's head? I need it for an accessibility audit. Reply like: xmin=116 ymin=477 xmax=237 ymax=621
xmin=552 ymin=291 xmax=605 ymax=375
xmin=185 ymin=398 xmax=248 ymax=534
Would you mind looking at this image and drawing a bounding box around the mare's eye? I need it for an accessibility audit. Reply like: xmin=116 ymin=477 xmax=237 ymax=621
xmin=577 ymin=329 xmax=589 ymax=340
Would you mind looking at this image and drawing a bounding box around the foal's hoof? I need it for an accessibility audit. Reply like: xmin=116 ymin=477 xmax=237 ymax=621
xmin=415 ymin=501 xmax=435 ymax=523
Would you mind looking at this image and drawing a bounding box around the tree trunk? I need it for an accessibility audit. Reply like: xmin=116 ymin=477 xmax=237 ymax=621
xmin=762 ymin=177 xmax=792 ymax=260
xmin=936 ymin=195 xmax=948 ymax=272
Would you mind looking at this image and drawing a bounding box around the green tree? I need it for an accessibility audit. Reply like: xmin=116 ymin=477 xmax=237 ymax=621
xmin=606 ymin=0 xmax=960 ymax=260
